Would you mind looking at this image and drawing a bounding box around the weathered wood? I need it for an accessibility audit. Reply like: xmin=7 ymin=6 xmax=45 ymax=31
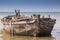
xmin=1 ymin=10 xmax=56 ymax=36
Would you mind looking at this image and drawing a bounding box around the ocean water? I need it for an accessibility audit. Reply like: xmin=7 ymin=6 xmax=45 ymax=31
xmin=0 ymin=12 xmax=60 ymax=40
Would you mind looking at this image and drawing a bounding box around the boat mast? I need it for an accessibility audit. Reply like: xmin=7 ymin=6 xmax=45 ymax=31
xmin=15 ymin=10 xmax=20 ymax=16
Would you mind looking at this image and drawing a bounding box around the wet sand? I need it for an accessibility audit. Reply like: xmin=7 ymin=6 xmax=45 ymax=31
xmin=0 ymin=29 xmax=60 ymax=40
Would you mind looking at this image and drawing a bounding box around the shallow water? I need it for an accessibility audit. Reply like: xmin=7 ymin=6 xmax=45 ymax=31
xmin=0 ymin=29 xmax=60 ymax=40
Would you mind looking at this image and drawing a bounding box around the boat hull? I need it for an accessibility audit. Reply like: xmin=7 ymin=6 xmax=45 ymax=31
xmin=2 ymin=21 xmax=55 ymax=36
xmin=1 ymin=13 xmax=56 ymax=36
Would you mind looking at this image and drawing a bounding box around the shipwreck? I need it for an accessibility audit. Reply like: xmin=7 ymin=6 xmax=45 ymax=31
xmin=1 ymin=10 xmax=56 ymax=36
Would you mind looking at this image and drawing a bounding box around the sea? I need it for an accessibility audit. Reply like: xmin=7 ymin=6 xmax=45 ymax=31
xmin=0 ymin=12 xmax=60 ymax=40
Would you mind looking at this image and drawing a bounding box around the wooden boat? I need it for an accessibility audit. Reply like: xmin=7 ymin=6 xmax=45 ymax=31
xmin=1 ymin=10 xmax=56 ymax=36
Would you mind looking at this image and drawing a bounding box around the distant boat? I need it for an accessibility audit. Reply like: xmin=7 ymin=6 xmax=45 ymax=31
xmin=1 ymin=10 xmax=56 ymax=36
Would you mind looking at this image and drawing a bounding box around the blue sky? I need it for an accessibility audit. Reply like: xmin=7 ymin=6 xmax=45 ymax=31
xmin=0 ymin=0 xmax=60 ymax=12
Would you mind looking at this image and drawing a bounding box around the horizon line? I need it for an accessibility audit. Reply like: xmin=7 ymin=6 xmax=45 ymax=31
xmin=0 ymin=11 xmax=60 ymax=12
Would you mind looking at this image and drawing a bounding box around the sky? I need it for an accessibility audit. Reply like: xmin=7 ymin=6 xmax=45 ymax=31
xmin=0 ymin=0 xmax=60 ymax=12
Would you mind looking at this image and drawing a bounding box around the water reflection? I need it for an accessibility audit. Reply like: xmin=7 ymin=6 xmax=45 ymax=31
xmin=0 ymin=29 xmax=58 ymax=40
